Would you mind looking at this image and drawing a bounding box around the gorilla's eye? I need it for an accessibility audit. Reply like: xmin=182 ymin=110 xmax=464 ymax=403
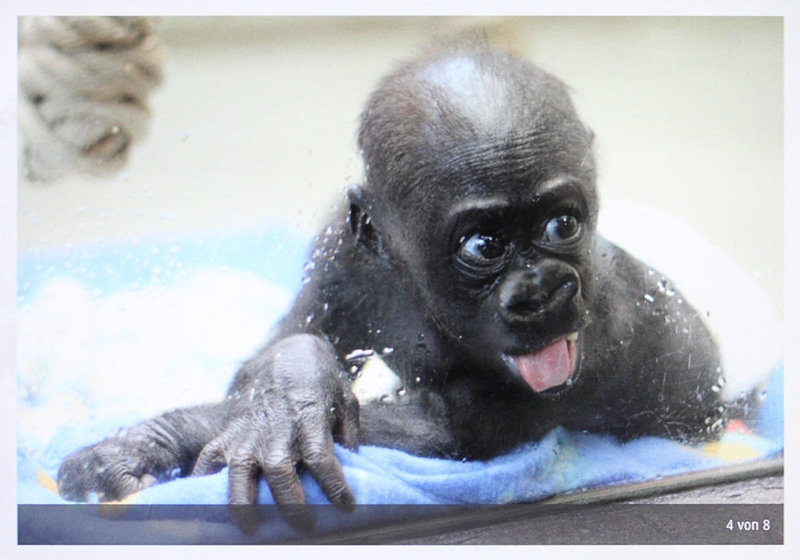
xmin=542 ymin=214 xmax=582 ymax=245
xmin=457 ymin=232 xmax=508 ymax=266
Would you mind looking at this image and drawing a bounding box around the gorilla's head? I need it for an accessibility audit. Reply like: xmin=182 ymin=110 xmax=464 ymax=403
xmin=352 ymin=46 xmax=599 ymax=395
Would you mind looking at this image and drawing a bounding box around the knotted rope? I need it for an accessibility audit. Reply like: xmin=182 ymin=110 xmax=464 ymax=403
xmin=18 ymin=17 xmax=164 ymax=182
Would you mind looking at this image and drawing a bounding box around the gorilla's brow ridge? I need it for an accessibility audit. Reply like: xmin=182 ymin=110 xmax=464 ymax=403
xmin=435 ymin=130 xmax=581 ymax=183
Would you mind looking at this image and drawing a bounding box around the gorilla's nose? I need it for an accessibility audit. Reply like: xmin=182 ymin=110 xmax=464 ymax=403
xmin=498 ymin=266 xmax=580 ymax=323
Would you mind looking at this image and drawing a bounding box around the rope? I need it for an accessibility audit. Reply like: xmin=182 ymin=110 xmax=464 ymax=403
xmin=18 ymin=17 xmax=164 ymax=182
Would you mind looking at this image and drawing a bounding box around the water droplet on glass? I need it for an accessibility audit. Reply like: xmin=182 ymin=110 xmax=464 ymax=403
xmin=346 ymin=348 xmax=374 ymax=361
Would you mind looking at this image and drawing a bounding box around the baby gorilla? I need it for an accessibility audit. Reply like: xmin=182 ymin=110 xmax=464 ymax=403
xmin=58 ymin=46 xmax=727 ymax=518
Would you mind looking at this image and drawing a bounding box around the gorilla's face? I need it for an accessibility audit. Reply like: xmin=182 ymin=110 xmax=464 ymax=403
xmin=406 ymin=133 xmax=598 ymax=395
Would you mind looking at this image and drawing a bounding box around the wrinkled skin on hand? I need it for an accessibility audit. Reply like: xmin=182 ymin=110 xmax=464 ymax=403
xmin=192 ymin=335 xmax=359 ymax=519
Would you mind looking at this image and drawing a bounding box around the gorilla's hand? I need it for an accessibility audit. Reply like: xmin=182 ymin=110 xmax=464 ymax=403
xmin=191 ymin=334 xmax=360 ymax=525
xmin=58 ymin=435 xmax=160 ymax=502
xmin=57 ymin=403 xmax=226 ymax=503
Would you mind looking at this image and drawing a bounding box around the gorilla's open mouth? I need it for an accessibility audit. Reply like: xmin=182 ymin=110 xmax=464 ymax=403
xmin=504 ymin=332 xmax=580 ymax=393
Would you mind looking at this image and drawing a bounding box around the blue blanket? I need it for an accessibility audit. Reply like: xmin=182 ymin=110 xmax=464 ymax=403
xmin=17 ymin=222 xmax=784 ymax=515
xmin=18 ymin=370 xmax=783 ymax=508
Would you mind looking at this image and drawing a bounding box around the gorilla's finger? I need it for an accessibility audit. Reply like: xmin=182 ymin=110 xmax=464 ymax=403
xmin=299 ymin=425 xmax=355 ymax=510
xmin=191 ymin=439 xmax=228 ymax=476
xmin=227 ymin=446 xmax=261 ymax=505
xmin=260 ymin=445 xmax=315 ymax=531
xmin=260 ymin=448 xmax=306 ymax=505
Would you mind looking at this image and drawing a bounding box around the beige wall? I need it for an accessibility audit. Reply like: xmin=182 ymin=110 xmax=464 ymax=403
xmin=18 ymin=16 xmax=784 ymax=313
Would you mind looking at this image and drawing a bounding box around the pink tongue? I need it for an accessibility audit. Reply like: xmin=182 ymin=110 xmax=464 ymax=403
xmin=515 ymin=338 xmax=573 ymax=392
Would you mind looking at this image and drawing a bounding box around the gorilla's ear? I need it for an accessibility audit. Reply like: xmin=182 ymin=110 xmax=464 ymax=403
xmin=347 ymin=184 xmax=384 ymax=256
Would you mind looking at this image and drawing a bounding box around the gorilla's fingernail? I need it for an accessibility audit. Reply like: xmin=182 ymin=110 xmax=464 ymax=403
xmin=139 ymin=473 xmax=157 ymax=489
xmin=335 ymin=489 xmax=356 ymax=513
xmin=229 ymin=504 xmax=261 ymax=535
xmin=280 ymin=504 xmax=315 ymax=533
